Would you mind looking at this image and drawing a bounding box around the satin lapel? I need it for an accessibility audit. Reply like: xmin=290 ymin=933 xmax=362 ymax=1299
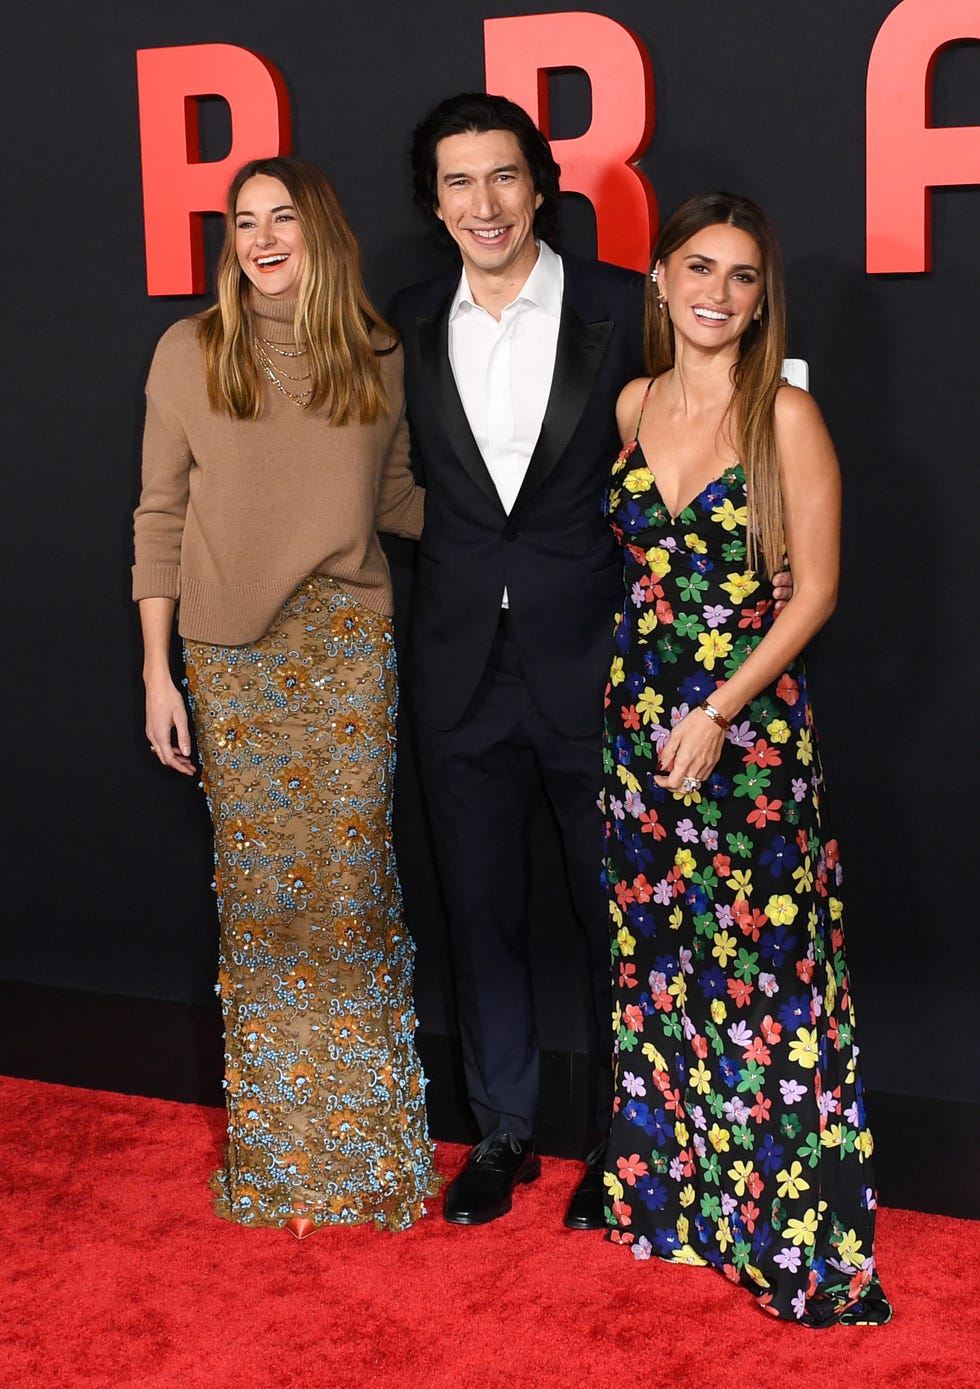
xmin=418 ymin=304 xmax=503 ymax=511
xmin=510 ymin=294 xmax=614 ymax=514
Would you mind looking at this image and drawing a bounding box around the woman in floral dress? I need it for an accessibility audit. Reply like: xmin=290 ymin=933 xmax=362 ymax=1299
xmin=601 ymin=192 xmax=890 ymax=1325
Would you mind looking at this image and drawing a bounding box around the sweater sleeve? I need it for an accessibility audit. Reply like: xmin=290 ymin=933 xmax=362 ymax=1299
xmin=374 ymin=345 xmax=424 ymax=540
xmin=132 ymin=330 xmax=194 ymax=601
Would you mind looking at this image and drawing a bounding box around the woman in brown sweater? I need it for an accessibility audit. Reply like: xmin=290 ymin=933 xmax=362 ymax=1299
xmin=133 ymin=156 xmax=437 ymax=1237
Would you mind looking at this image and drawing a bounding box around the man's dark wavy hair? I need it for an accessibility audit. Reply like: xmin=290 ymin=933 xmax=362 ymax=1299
xmin=410 ymin=92 xmax=562 ymax=242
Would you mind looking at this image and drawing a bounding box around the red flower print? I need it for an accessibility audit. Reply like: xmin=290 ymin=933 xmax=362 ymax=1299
xmin=776 ymin=674 xmax=800 ymax=705
xmin=761 ymin=1014 xmax=783 ymax=1045
xmin=612 ymin=1199 xmax=633 ymax=1226
xmin=692 ymin=1034 xmax=709 ymax=1060
xmin=749 ymin=1092 xmax=772 ymax=1123
xmin=640 ymin=809 xmax=667 ymax=841
xmin=748 ymin=1171 xmax=765 ymax=1200
xmin=734 ymin=900 xmax=769 ymax=941
xmin=744 ymin=739 xmax=782 ymax=768
xmin=621 ymin=704 xmax=641 ymax=731
xmin=623 ymin=1004 xmax=645 ymax=1033
xmin=713 ymin=853 xmax=732 ymax=878
xmin=738 ymin=600 xmax=772 ymax=630
xmin=825 ymin=839 xmax=841 ymax=868
xmin=655 ymin=598 xmax=675 ymax=625
xmin=727 ymin=977 xmax=754 ymax=1007
xmin=743 ymin=1037 xmax=772 ymax=1066
xmin=617 ymin=1154 xmax=649 ymax=1186
xmin=740 ymin=1200 xmax=760 ymax=1233
xmin=796 ymin=957 xmax=816 ymax=984
xmin=615 ymin=880 xmax=636 ymax=908
xmin=619 ymin=962 xmax=638 ymax=990
xmin=746 ymin=795 xmax=783 ymax=829
xmin=633 ymin=874 xmax=654 ymax=903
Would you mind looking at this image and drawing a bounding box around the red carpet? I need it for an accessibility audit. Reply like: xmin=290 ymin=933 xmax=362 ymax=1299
xmin=2 ymin=1075 xmax=977 ymax=1389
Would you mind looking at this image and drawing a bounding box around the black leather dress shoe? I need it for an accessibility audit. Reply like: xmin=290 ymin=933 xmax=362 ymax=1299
xmin=563 ymin=1142 xmax=608 ymax=1231
xmin=443 ymin=1133 xmax=541 ymax=1225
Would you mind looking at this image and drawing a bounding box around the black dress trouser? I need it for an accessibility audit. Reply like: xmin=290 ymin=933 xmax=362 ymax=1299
xmin=413 ymin=615 xmax=614 ymax=1147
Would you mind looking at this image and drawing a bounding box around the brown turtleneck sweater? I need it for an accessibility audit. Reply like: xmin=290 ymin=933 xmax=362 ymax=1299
xmin=132 ymin=291 xmax=423 ymax=645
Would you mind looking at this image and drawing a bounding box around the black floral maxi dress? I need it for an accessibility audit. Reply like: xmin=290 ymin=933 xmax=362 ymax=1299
xmin=600 ymin=393 xmax=891 ymax=1326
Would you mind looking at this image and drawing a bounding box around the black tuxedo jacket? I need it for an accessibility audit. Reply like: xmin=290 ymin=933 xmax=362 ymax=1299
xmin=389 ymin=252 xmax=645 ymax=739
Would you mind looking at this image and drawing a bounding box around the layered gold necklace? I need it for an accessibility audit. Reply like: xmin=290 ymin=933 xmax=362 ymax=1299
xmin=254 ymin=336 xmax=312 ymax=404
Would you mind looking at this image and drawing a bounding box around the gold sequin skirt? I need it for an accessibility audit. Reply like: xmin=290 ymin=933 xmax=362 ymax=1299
xmin=184 ymin=576 xmax=438 ymax=1231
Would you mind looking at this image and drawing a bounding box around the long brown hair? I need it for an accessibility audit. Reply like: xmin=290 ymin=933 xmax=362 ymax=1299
xmin=199 ymin=156 xmax=394 ymax=423
xmin=644 ymin=192 xmax=788 ymax=574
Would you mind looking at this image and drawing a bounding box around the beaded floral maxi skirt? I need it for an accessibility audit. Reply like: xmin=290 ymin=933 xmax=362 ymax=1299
xmin=184 ymin=576 xmax=438 ymax=1231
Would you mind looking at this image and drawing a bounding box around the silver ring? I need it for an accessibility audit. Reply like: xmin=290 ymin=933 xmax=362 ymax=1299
xmin=681 ymin=776 xmax=701 ymax=792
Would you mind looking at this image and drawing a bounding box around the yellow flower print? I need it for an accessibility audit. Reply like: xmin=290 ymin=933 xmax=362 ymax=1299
xmin=637 ymin=611 xmax=659 ymax=636
xmin=712 ymin=930 xmax=737 ymax=967
xmin=788 ymin=1026 xmax=819 ymax=1069
xmin=716 ymin=1220 xmax=734 ymax=1252
xmin=636 ymin=687 xmax=665 ymax=724
xmin=677 ymin=1215 xmax=690 ymax=1244
xmin=604 ymin=1170 xmax=624 ymax=1202
xmin=673 ymin=1244 xmax=709 ymax=1266
xmin=623 ymin=467 xmax=654 ymax=494
xmin=646 ymin=547 xmax=672 ymax=578
xmin=765 ymin=893 xmax=798 ymax=924
xmin=609 ymin=898 xmax=623 ymax=929
xmin=711 ymin=498 xmax=748 ymax=532
xmin=707 ymin=1124 xmax=730 ymax=1153
xmin=856 ymin=1129 xmax=874 ymax=1159
xmin=617 ymin=925 xmax=636 ymax=958
xmin=729 ymin=868 xmax=753 ymax=900
xmin=767 ymin=718 xmax=791 ymax=744
xmin=612 ymin=1000 xmax=622 ymax=1032
xmin=785 ymin=1209 xmax=820 ymax=1246
xmin=776 ymin=1161 xmax=810 ymax=1200
xmin=684 ymin=533 xmax=708 ymax=555
xmin=728 ymin=1160 xmax=755 ymax=1195
xmin=792 ymin=858 xmax=814 ymax=894
xmin=720 ymin=571 xmax=760 ymax=603
xmin=669 ymin=972 xmax=688 ymax=1007
xmin=690 ymin=1059 xmax=712 ymax=1095
xmin=821 ymin=1124 xmax=845 ymax=1150
xmin=668 ymin=904 xmax=684 ymax=931
xmin=695 ymin=630 xmax=734 ymax=671
xmin=829 ymin=897 xmax=843 ymax=921
xmin=796 ymin=728 xmax=813 ymax=766
xmin=836 ymin=1229 xmax=865 ymax=1267
xmin=641 ymin=1041 xmax=668 ymax=1069
xmin=679 ymin=1183 xmax=696 ymax=1208
xmin=710 ymin=998 xmax=727 ymax=1025
xmin=675 ymin=848 xmax=697 ymax=877
xmin=609 ymin=656 xmax=625 ymax=687
xmin=675 ymin=1121 xmax=690 ymax=1146
xmin=615 ymin=764 xmax=641 ymax=793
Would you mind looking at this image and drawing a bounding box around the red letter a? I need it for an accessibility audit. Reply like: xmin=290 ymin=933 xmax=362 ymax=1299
xmin=137 ymin=44 xmax=291 ymax=296
xmin=867 ymin=0 xmax=980 ymax=273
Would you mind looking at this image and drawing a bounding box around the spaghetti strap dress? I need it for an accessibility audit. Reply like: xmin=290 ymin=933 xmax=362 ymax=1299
xmin=600 ymin=381 xmax=891 ymax=1326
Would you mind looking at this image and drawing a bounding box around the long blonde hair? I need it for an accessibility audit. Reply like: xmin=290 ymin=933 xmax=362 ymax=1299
xmin=644 ymin=192 xmax=788 ymax=574
xmin=199 ymin=156 xmax=394 ymax=424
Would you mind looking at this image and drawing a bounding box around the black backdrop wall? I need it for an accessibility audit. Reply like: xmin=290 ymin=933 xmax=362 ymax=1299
xmin=5 ymin=2 xmax=978 ymax=1214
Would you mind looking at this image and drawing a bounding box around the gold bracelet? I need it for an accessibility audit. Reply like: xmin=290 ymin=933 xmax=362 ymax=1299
xmin=700 ymin=700 xmax=732 ymax=732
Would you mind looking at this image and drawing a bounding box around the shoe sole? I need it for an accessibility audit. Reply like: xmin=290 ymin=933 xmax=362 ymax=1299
xmin=442 ymin=1158 xmax=542 ymax=1226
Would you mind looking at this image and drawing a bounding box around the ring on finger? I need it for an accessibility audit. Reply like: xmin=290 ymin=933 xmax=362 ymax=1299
xmin=681 ymin=775 xmax=701 ymax=793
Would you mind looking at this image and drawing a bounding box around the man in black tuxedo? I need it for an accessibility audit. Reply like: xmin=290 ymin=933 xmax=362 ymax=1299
xmin=389 ymin=93 xmax=645 ymax=1229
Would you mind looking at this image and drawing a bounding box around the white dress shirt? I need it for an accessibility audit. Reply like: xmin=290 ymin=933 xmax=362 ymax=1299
xmin=448 ymin=240 xmax=564 ymax=517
